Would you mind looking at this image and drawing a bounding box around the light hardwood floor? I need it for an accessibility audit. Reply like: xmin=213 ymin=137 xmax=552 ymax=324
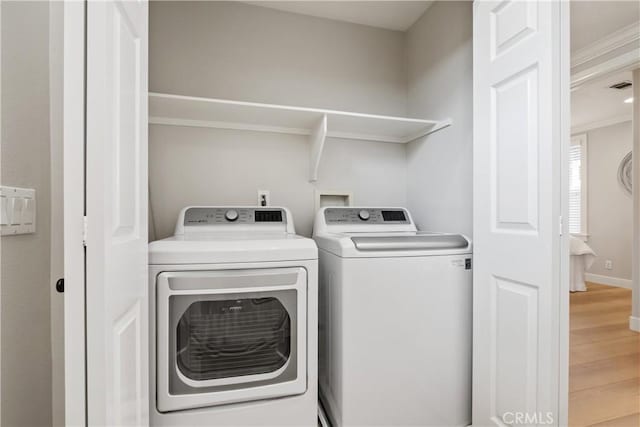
xmin=569 ymin=283 xmax=640 ymax=427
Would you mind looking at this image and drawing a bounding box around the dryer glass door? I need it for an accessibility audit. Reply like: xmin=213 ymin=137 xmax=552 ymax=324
xmin=156 ymin=267 xmax=307 ymax=412
xmin=176 ymin=297 xmax=291 ymax=382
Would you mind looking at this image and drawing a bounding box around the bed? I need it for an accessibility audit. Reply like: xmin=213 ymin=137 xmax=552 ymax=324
xmin=570 ymin=236 xmax=596 ymax=292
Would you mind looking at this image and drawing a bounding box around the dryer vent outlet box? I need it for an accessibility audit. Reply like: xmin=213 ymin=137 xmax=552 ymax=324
xmin=315 ymin=191 xmax=352 ymax=212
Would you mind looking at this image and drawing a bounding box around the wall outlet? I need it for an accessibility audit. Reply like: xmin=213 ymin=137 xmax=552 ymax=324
xmin=257 ymin=190 xmax=270 ymax=207
xmin=605 ymin=260 xmax=613 ymax=270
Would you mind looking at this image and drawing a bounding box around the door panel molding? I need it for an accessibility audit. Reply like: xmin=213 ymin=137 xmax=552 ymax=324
xmin=491 ymin=63 xmax=540 ymax=233
xmin=113 ymin=301 xmax=143 ymax=426
xmin=491 ymin=277 xmax=539 ymax=422
xmin=490 ymin=0 xmax=538 ymax=59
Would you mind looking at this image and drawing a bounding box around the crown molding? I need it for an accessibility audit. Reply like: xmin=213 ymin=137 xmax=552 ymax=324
xmin=571 ymin=114 xmax=632 ymax=135
xmin=572 ymin=21 xmax=640 ymax=69
xmin=571 ymin=48 xmax=640 ymax=90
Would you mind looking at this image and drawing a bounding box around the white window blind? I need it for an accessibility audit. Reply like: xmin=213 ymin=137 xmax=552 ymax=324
xmin=569 ymin=135 xmax=587 ymax=234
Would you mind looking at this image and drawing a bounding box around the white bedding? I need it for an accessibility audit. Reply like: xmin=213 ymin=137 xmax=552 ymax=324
xmin=570 ymin=237 xmax=596 ymax=292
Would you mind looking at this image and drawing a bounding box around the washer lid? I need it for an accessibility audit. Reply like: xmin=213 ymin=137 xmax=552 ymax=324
xmin=315 ymin=231 xmax=472 ymax=258
xmin=149 ymin=232 xmax=317 ymax=265
xmin=351 ymin=233 xmax=469 ymax=251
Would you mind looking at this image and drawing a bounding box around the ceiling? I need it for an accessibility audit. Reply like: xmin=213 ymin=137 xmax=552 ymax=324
xmin=243 ymin=1 xmax=639 ymax=40
xmin=570 ymin=1 xmax=638 ymax=127
xmin=571 ymin=71 xmax=633 ymax=130
xmin=570 ymin=0 xmax=640 ymax=52
xmin=243 ymin=1 xmax=434 ymax=31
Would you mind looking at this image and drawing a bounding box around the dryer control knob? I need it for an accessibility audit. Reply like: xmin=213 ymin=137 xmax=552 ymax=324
xmin=358 ymin=210 xmax=370 ymax=221
xmin=225 ymin=209 xmax=239 ymax=222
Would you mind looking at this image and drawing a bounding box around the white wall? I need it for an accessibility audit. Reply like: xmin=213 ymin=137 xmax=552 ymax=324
xmin=1 ymin=1 xmax=53 ymax=425
xmin=149 ymin=1 xmax=410 ymax=238
xmin=582 ymin=121 xmax=633 ymax=280
xmin=405 ymin=1 xmax=474 ymax=237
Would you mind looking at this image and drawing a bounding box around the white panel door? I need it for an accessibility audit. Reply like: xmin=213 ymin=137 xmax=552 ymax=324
xmin=473 ymin=1 xmax=569 ymax=426
xmin=86 ymin=1 xmax=149 ymax=425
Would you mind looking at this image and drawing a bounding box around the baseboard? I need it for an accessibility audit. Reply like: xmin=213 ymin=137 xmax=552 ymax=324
xmin=630 ymin=316 xmax=640 ymax=332
xmin=584 ymin=273 xmax=632 ymax=289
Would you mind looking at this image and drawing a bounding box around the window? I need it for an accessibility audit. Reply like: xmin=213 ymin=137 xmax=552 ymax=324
xmin=569 ymin=134 xmax=587 ymax=235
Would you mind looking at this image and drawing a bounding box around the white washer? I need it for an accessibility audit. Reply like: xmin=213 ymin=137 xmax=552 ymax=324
xmin=149 ymin=206 xmax=318 ymax=426
xmin=313 ymin=207 xmax=472 ymax=427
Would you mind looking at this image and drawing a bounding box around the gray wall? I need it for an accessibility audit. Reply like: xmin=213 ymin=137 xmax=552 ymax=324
xmin=149 ymin=124 xmax=408 ymax=239
xmin=405 ymin=1 xmax=473 ymax=237
xmin=49 ymin=1 xmax=65 ymax=424
xmin=584 ymin=121 xmax=633 ymax=280
xmin=150 ymin=1 xmax=407 ymax=115
xmin=1 ymin=1 xmax=53 ymax=426
xmin=149 ymin=1 xmax=410 ymax=238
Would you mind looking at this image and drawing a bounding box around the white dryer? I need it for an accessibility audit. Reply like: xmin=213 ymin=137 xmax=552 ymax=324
xmin=149 ymin=206 xmax=318 ymax=426
xmin=313 ymin=207 xmax=472 ymax=427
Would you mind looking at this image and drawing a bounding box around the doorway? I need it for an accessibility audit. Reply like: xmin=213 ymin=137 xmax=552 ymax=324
xmin=568 ymin=58 xmax=639 ymax=427
xmin=567 ymin=2 xmax=640 ymax=424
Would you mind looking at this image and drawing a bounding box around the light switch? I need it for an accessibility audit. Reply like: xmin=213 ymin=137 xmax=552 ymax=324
xmin=22 ymin=198 xmax=35 ymax=225
xmin=0 ymin=196 xmax=11 ymax=225
xmin=10 ymin=197 xmax=23 ymax=225
xmin=1 ymin=186 xmax=36 ymax=235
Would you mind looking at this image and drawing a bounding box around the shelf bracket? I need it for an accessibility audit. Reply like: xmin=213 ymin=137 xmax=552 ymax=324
xmin=309 ymin=114 xmax=328 ymax=182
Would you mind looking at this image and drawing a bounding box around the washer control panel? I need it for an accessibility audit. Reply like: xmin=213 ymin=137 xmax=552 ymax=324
xmin=324 ymin=208 xmax=410 ymax=225
xmin=184 ymin=207 xmax=286 ymax=226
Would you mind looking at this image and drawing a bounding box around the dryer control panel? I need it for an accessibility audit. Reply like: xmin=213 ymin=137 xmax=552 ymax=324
xmin=175 ymin=206 xmax=296 ymax=235
xmin=324 ymin=208 xmax=411 ymax=225
xmin=184 ymin=207 xmax=287 ymax=225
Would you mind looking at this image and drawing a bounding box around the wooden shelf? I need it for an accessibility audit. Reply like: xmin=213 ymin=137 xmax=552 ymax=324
xmin=149 ymin=92 xmax=452 ymax=181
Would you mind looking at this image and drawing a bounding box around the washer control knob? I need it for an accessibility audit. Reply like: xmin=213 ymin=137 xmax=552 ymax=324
xmin=358 ymin=210 xmax=370 ymax=221
xmin=225 ymin=209 xmax=239 ymax=222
